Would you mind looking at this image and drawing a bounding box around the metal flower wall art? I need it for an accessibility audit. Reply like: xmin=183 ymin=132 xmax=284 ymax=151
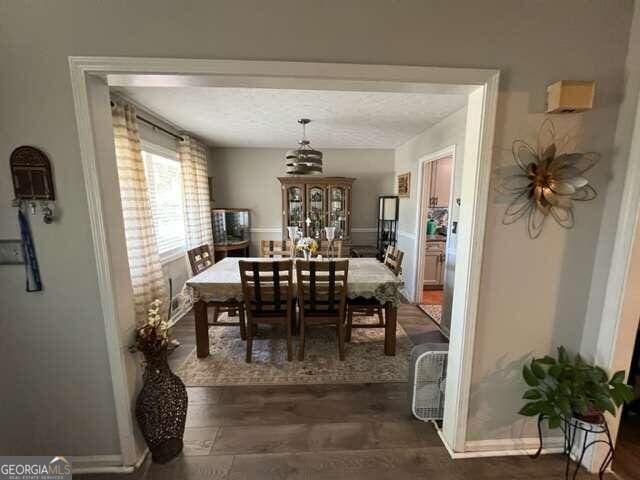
xmin=500 ymin=120 xmax=600 ymax=239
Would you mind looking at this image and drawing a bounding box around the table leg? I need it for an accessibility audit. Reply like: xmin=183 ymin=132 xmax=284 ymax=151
xmin=384 ymin=302 xmax=397 ymax=356
xmin=194 ymin=300 xmax=210 ymax=358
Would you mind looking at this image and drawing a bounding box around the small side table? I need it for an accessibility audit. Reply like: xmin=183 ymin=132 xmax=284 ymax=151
xmin=213 ymin=240 xmax=250 ymax=262
xmin=532 ymin=414 xmax=614 ymax=479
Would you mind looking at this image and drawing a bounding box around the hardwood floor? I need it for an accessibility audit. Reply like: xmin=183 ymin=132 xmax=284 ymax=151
xmin=613 ymin=414 xmax=640 ymax=479
xmin=76 ymin=305 xmax=607 ymax=479
xmin=421 ymin=288 xmax=443 ymax=305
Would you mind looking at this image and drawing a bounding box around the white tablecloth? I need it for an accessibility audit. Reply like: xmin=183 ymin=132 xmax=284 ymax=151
xmin=186 ymin=257 xmax=402 ymax=306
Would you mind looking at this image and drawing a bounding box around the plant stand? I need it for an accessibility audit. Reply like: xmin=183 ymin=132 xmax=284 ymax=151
xmin=532 ymin=415 xmax=614 ymax=479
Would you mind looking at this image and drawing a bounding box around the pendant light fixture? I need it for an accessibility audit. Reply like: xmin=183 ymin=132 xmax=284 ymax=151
xmin=285 ymin=118 xmax=323 ymax=175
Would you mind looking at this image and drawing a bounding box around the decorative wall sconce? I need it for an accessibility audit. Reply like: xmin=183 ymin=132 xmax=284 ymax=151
xmin=500 ymin=120 xmax=599 ymax=239
xmin=10 ymin=146 xmax=56 ymax=223
xmin=546 ymin=80 xmax=595 ymax=113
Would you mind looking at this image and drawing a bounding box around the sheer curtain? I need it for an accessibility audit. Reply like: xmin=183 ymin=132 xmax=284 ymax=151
xmin=112 ymin=101 xmax=169 ymax=323
xmin=179 ymin=135 xmax=214 ymax=249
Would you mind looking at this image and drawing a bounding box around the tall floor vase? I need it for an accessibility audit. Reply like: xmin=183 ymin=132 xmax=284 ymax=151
xmin=135 ymin=348 xmax=188 ymax=463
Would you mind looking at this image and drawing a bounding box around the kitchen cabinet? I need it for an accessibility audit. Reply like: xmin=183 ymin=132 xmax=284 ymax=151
xmin=426 ymin=156 xmax=452 ymax=208
xmin=278 ymin=176 xmax=355 ymax=243
xmin=423 ymin=240 xmax=445 ymax=288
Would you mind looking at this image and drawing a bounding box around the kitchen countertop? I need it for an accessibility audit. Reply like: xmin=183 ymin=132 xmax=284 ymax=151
xmin=425 ymin=235 xmax=447 ymax=242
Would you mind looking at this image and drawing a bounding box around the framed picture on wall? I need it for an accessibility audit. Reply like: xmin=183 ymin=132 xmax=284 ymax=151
xmin=397 ymin=172 xmax=410 ymax=198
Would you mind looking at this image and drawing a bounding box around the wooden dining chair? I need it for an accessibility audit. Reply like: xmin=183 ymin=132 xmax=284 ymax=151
xmin=383 ymin=245 xmax=404 ymax=275
xmin=187 ymin=244 xmax=246 ymax=340
xmin=346 ymin=245 xmax=404 ymax=341
xmin=260 ymin=240 xmax=291 ymax=258
xmin=319 ymin=240 xmax=343 ymax=258
xmin=239 ymin=259 xmax=295 ymax=363
xmin=296 ymin=260 xmax=349 ymax=361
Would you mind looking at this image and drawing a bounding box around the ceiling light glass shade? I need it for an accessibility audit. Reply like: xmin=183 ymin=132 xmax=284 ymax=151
xmin=285 ymin=119 xmax=323 ymax=175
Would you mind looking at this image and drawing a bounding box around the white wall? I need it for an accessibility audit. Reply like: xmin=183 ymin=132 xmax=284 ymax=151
xmin=210 ymin=147 xmax=395 ymax=252
xmin=581 ymin=0 xmax=640 ymax=359
xmin=0 ymin=0 xmax=635 ymax=460
xmin=395 ymin=107 xmax=468 ymax=301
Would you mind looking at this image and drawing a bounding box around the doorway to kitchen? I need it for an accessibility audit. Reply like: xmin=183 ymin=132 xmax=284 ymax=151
xmin=415 ymin=146 xmax=457 ymax=338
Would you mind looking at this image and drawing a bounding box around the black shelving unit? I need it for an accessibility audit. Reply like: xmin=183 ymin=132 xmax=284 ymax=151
xmin=377 ymin=195 xmax=399 ymax=260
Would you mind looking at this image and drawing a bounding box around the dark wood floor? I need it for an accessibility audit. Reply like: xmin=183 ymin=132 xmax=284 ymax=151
xmin=77 ymin=306 xmax=607 ymax=479
xmin=613 ymin=413 xmax=640 ymax=479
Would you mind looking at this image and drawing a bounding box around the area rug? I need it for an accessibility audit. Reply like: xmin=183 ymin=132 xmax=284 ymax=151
xmin=176 ymin=314 xmax=412 ymax=386
xmin=418 ymin=304 xmax=442 ymax=325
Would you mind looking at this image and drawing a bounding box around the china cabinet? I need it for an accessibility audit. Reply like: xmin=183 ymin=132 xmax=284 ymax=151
xmin=278 ymin=177 xmax=355 ymax=245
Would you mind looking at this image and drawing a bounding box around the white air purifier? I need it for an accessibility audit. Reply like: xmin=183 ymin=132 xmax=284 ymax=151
xmin=408 ymin=343 xmax=448 ymax=421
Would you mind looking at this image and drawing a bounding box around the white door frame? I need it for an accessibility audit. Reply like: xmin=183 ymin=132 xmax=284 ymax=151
xmin=413 ymin=145 xmax=457 ymax=304
xmin=68 ymin=57 xmax=499 ymax=468
xmin=588 ymin=89 xmax=640 ymax=472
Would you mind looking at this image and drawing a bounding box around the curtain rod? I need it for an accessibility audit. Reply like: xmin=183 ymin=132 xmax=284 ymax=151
xmin=110 ymin=101 xmax=184 ymax=142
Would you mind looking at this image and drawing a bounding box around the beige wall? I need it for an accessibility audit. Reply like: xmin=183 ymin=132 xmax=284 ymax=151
xmin=0 ymin=0 xmax=635 ymax=459
xmin=210 ymin=147 xmax=395 ymax=253
xmin=395 ymin=107 xmax=468 ymax=300
xmin=581 ymin=0 xmax=640 ymax=359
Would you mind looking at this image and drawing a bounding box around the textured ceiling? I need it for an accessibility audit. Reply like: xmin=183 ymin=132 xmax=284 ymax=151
xmin=113 ymin=86 xmax=468 ymax=149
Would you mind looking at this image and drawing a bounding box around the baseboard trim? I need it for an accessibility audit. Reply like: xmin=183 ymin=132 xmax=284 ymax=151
xmin=399 ymin=290 xmax=412 ymax=304
xmin=168 ymin=303 xmax=192 ymax=328
xmin=464 ymin=437 xmax=564 ymax=457
xmin=71 ymin=454 xmax=126 ymax=474
xmin=435 ymin=426 xmax=564 ymax=459
xmin=72 ymin=449 xmax=148 ymax=474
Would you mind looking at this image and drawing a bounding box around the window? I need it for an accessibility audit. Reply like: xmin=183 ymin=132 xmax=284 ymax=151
xmin=142 ymin=146 xmax=186 ymax=261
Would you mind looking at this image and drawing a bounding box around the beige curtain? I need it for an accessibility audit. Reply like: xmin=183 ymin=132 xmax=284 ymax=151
xmin=179 ymin=135 xmax=214 ymax=249
xmin=112 ymin=101 xmax=169 ymax=323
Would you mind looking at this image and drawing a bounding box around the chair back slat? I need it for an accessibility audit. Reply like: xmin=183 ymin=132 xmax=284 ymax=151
xmin=272 ymin=261 xmax=282 ymax=311
xmin=239 ymin=260 xmax=294 ymax=316
xmin=328 ymin=261 xmax=336 ymax=310
xmin=383 ymin=245 xmax=404 ymax=276
xmin=188 ymin=244 xmax=214 ymax=275
xmin=296 ymin=260 xmax=349 ymax=315
xmin=261 ymin=240 xmax=291 ymax=258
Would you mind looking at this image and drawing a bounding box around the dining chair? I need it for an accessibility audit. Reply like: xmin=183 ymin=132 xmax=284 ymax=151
xmin=296 ymin=260 xmax=349 ymax=361
xmin=345 ymin=245 xmax=404 ymax=342
xmin=239 ymin=259 xmax=295 ymax=363
xmin=187 ymin=244 xmax=246 ymax=340
xmin=319 ymin=239 xmax=343 ymax=258
xmin=260 ymin=240 xmax=292 ymax=258
xmin=383 ymin=245 xmax=404 ymax=275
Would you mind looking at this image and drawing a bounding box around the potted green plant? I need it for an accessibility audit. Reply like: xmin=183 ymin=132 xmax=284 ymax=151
xmin=519 ymin=346 xmax=634 ymax=428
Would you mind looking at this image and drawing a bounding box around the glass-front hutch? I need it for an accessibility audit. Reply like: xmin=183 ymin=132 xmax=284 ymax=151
xmin=278 ymin=177 xmax=355 ymax=244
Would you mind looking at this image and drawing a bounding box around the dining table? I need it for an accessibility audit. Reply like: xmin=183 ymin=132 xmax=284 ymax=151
xmin=186 ymin=257 xmax=403 ymax=358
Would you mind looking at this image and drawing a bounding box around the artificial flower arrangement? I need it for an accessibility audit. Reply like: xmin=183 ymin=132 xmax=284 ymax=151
xmin=296 ymin=237 xmax=318 ymax=258
xmin=129 ymin=299 xmax=178 ymax=356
